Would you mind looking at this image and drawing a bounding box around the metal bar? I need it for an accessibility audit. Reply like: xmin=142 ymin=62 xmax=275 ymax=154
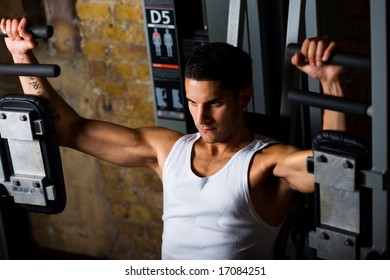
xmin=305 ymin=0 xmax=322 ymax=145
xmin=286 ymin=43 xmax=371 ymax=71
xmin=280 ymin=0 xmax=307 ymax=144
xmin=246 ymin=0 xmax=267 ymax=114
xmin=288 ymin=89 xmax=372 ymax=117
xmin=369 ymin=0 xmax=390 ymax=252
xmin=0 ymin=64 xmax=61 ymax=77
xmin=226 ymin=0 xmax=246 ymax=46
xmin=0 ymin=25 xmax=54 ymax=39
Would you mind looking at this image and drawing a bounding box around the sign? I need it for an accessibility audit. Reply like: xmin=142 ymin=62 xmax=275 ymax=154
xmin=144 ymin=0 xmax=185 ymax=120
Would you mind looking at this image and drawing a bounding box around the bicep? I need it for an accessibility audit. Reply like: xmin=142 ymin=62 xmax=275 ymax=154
xmin=68 ymin=118 xmax=180 ymax=169
xmin=272 ymin=146 xmax=314 ymax=193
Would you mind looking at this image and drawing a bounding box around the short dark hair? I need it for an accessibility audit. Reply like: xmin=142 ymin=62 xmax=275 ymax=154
xmin=184 ymin=42 xmax=253 ymax=92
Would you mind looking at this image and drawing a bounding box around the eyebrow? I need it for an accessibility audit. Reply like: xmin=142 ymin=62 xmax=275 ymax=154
xmin=186 ymin=97 xmax=223 ymax=105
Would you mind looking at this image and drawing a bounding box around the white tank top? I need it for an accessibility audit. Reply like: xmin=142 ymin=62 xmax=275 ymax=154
xmin=162 ymin=133 xmax=281 ymax=259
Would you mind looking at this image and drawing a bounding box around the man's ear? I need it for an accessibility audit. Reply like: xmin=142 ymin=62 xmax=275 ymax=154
xmin=239 ymin=87 xmax=253 ymax=107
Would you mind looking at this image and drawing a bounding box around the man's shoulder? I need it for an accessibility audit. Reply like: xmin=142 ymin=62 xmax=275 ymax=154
xmin=254 ymin=133 xmax=281 ymax=145
xmin=253 ymin=134 xmax=298 ymax=158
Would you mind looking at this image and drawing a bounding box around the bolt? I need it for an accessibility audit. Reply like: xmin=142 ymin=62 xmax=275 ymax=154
xmin=32 ymin=181 xmax=41 ymax=188
xmin=344 ymin=238 xmax=354 ymax=247
xmin=19 ymin=114 xmax=27 ymax=121
xmin=343 ymin=160 xmax=353 ymax=169
xmin=0 ymin=113 xmax=6 ymax=119
xmin=319 ymin=231 xmax=329 ymax=240
xmin=12 ymin=179 xmax=21 ymax=186
xmin=316 ymin=155 xmax=327 ymax=163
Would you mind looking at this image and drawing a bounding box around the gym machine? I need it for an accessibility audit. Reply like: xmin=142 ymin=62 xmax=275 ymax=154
xmin=143 ymin=0 xmax=389 ymax=259
xmin=0 ymin=26 xmax=66 ymax=259
xmin=284 ymin=0 xmax=389 ymax=259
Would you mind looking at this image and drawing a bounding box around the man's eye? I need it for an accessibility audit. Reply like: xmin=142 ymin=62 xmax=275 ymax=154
xmin=211 ymin=101 xmax=222 ymax=106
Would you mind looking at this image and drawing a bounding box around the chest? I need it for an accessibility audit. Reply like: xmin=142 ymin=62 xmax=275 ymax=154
xmin=191 ymin=151 xmax=235 ymax=177
xmin=163 ymin=152 xmax=252 ymax=218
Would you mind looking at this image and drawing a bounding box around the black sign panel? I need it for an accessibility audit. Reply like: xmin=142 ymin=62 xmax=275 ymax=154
xmin=144 ymin=0 xmax=184 ymax=120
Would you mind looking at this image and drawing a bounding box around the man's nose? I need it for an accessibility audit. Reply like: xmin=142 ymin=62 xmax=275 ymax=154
xmin=196 ymin=105 xmax=210 ymax=124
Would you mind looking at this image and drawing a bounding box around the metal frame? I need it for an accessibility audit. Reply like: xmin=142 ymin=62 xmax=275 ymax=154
xmin=285 ymin=0 xmax=390 ymax=258
xmin=365 ymin=0 xmax=390 ymax=253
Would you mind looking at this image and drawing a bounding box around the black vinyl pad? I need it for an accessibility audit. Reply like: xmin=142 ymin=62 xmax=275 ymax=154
xmin=312 ymin=129 xmax=370 ymax=158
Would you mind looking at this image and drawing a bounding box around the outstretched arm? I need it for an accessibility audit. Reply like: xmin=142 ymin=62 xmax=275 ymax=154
xmin=1 ymin=18 xmax=79 ymax=146
xmin=274 ymin=36 xmax=347 ymax=192
xmin=1 ymin=17 xmax=182 ymax=176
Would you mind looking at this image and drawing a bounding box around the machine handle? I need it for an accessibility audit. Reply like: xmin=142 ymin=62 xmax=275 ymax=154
xmin=0 ymin=64 xmax=61 ymax=77
xmin=286 ymin=43 xmax=371 ymax=71
xmin=0 ymin=25 xmax=54 ymax=39
xmin=288 ymin=89 xmax=372 ymax=117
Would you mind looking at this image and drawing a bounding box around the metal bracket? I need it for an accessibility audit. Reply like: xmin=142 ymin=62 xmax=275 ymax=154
xmin=312 ymin=227 xmax=358 ymax=260
xmin=0 ymin=108 xmax=55 ymax=208
xmin=313 ymin=150 xmax=358 ymax=192
xmin=0 ymin=94 xmax=65 ymax=214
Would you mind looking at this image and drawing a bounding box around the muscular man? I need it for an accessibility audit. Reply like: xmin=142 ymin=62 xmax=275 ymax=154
xmin=1 ymin=17 xmax=344 ymax=259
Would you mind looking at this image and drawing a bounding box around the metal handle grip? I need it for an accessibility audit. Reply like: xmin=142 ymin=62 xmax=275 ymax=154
xmin=286 ymin=43 xmax=371 ymax=71
xmin=0 ymin=64 xmax=61 ymax=77
xmin=0 ymin=25 xmax=54 ymax=39
xmin=288 ymin=89 xmax=372 ymax=117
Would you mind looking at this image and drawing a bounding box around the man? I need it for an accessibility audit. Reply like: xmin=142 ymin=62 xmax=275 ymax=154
xmin=1 ymin=17 xmax=345 ymax=259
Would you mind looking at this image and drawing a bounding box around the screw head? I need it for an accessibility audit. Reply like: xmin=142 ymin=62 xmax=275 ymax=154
xmin=343 ymin=160 xmax=353 ymax=169
xmin=319 ymin=231 xmax=329 ymax=240
xmin=12 ymin=179 xmax=21 ymax=186
xmin=317 ymin=155 xmax=327 ymax=163
xmin=344 ymin=238 xmax=354 ymax=247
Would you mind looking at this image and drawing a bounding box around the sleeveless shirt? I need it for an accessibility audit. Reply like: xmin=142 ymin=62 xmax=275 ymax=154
xmin=162 ymin=133 xmax=281 ymax=259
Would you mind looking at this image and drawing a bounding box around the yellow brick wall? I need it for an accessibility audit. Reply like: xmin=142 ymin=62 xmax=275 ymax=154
xmin=59 ymin=0 xmax=161 ymax=259
xmin=1 ymin=0 xmax=162 ymax=259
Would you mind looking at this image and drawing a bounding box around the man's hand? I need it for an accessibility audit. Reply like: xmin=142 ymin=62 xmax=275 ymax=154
xmin=1 ymin=17 xmax=38 ymax=58
xmin=291 ymin=36 xmax=347 ymax=130
xmin=290 ymin=36 xmax=344 ymax=86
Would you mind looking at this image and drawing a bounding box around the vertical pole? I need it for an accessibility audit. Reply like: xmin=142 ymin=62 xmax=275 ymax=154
xmin=369 ymin=0 xmax=390 ymax=253
xmin=305 ymin=0 xmax=321 ymax=144
xmin=226 ymin=0 xmax=246 ymax=47
xmin=226 ymin=0 xmax=268 ymax=115
xmin=280 ymin=0 xmax=306 ymax=144
xmin=246 ymin=0 xmax=268 ymax=114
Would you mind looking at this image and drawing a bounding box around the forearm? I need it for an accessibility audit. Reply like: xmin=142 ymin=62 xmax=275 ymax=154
xmin=321 ymin=79 xmax=347 ymax=131
xmin=12 ymin=51 xmax=82 ymax=146
xmin=12 ymin=51 xmax=54 ymax=96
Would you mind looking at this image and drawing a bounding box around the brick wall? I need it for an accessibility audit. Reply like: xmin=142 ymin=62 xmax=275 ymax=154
xmin=1 ymin=0 xmax=162 ymax=260
xmin=52 ymin=0 xmax=161 ymax=259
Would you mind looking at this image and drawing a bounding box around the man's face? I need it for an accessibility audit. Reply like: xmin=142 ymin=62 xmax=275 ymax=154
xmin=185 ymin=78 xmax=249 ymax=144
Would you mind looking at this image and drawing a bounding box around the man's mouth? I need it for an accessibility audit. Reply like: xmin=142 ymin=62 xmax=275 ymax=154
xmin=199 ymin=126 xmax=216 ymax=132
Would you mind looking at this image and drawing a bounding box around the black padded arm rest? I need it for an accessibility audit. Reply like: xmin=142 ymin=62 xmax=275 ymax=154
xmin=312 ymin=130 xmax=370 ymax=158
xmin=307 ymin=130 xmax=371 ymax=174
